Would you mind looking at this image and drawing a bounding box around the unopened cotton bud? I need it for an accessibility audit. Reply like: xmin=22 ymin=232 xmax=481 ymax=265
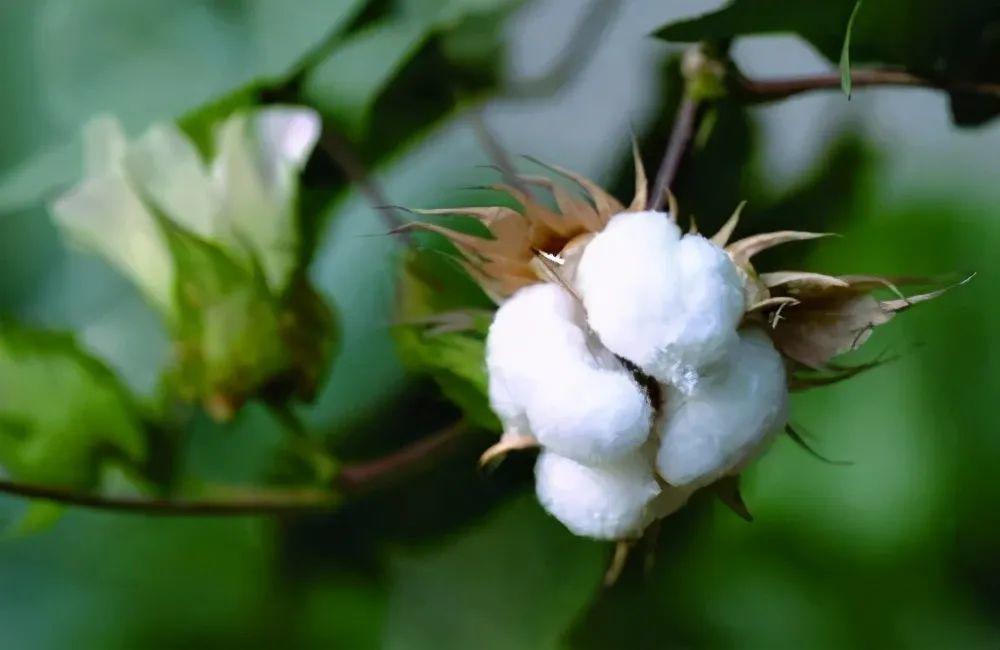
xmin=535 ymin=450 xmax=661 ymax=540
xmin=656 ymin=328 xmax=788 ymax=488
xmin=486 ymin=283 xmax=652 ymax=463
xmin=575 ymin=210 xmax=744 ymax=392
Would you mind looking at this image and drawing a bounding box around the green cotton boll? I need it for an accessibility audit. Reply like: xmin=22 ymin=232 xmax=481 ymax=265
xmin=163 ymin=218 xmax=335 ymax=419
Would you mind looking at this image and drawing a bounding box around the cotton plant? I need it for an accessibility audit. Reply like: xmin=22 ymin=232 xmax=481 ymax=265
xmin=400 ymin=147 xmax=958 ymax=543
xmin=50 ymin=107 xmax=334 ymax=419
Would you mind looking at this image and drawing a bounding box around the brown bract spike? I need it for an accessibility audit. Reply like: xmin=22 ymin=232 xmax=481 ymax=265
xmin=404 ymin=156 xmax=648 ymax=300
xmin=726 ymin=231 xmax=834 ymax=266
xmin=710 ymin=200 xmax=746 ymax=247
xmin=524 ymin=156 xmax=625 ymax=223
xmin=628 ymin=138 xmax=648 ymax=212
xmin=479 ymin=431 xmax=539 ymax=467
xmin=759 ymin=271 xmax=850 ymax=290
xmin=765 ymin=274 xmax=968 ymax=369
xmin=727 ymin=216 xmax=967 ymax=373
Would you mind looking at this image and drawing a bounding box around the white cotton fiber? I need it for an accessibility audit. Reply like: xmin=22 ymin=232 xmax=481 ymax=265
xmin=486 ymin=283 xmax=652 ymax=463
xmin=575 ymin=211 xmax=745 ymax=392
xmin=535 ymin=450 xmax=661 ymax=540
xmin=655 ymin=328 xmax=788 ymax=488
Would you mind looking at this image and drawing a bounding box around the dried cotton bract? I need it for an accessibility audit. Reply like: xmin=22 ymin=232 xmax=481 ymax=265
xmin=407 ymin=150 xmax=960 ymax=543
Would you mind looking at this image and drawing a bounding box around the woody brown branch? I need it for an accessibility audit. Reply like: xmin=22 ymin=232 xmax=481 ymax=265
xmin=0 ymin=419 xmax=469 ymax=516
xmin=735 ymin=69 xmax=1000 ymax=103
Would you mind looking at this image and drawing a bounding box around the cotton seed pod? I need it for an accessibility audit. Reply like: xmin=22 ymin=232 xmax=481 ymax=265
xmin=486 ymin=283 xmax=652 ymax=463
xmin=534 ymin=450 xmax=661 ymax=541
xmin=576 ymin=210 xmax=745 ymax=393
xmin=656 ymin=328 xmax=788 ymax=488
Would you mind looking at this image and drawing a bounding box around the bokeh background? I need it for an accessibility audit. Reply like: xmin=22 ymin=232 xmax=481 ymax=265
xmin=1 ymin=0 xmax=999 ymax=647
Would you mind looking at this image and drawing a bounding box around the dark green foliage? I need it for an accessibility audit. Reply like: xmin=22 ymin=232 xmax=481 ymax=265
xmin=656 ymin=0 xmax=1000 ymax=124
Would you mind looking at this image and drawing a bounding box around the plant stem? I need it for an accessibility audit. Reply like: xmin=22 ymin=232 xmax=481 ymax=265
xmin=735 ymin=69 xmax=1000 ymax=103
xmin=0 ymin=420 xmax=470 ymax=516
xmin=649 ymin=94 xmax=701 ymax=212
xmin=336 ymin=418 xmax=469 ymax=494
xmin=318 ymin=125 xmax=408 ymax=235
xmin=0 ymin=480 xmax=339 ymax=516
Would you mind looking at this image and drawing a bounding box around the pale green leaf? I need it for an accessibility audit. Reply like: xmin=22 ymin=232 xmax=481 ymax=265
xmin=383 ymin=495 xmax=605 ymax=650
xmin=840 ymin=1 xmax=863 ymax=98
xmin=0 ymin=325 xmax=146 ymax=487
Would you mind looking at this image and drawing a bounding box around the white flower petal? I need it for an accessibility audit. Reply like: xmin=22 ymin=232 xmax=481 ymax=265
xmin=125 ymin=123 xmax=218 ymax=239
xmin=82 ymin=114 xmax=127 ymax=175
xmin=50 ymin=173 xmax=175 ymax=316
xmin=254 ymin=106 xmax=322 ymax=179
xmin=535 ymin=450 xmax=661 ymax=540
xmin=486 ymin=283 xmax=652 ymax=463
xmin=211 ymin=107 xmax=320 ymax=291
xmin=656 ymin=328 xmax=788 ymax=488
xmin=576 ymin=210 xmax=744 ymax=391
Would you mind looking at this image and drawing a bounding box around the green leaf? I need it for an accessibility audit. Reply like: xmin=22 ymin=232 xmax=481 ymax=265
xmin=6 ymin=502 xmax=65 ymax=537
xmin=303 ymin=0 xmax=522 ymax=138
xmin=840 ymin=1 xmax=863 ymax=98
xmin=394 ymin=249 xmax=497 ymax=428
xmin=655 ymin=0 xmax=1000 ymax=125
xmin=383 ymin=495 xmax=605 ymax=650
xmin=0 ymin=324 xmax=146 ymax=487
xmin=0 ymin=0 xmax=367 ymax=215
xmin=304 ymin=18 xmax=432 ymax=137
xmin=396 ymin=327 xmax=498 ymax=430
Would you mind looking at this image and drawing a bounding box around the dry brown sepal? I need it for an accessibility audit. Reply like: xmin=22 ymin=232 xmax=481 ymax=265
xmin=396 ymin=144 xmax=649 ymax=302
xmin=478 ymin=430 xmax=539 ymax=467
xmin=713 ymin=207 xmax=969 ymax=371
xmin=604 ymin=540 xmax=633 ymax=586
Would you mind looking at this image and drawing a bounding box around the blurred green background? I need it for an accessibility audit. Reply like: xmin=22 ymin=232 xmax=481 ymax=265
xmin=1 ymin=0 xmax=999 ymax=647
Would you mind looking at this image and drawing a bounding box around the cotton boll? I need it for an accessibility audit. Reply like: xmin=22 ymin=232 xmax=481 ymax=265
xmin=485 ymin=283 xmax=652 ymax=463
xmin=575 ymin=210 xmax=682 ymax=367
xmin=575 ymin=211 xmax=744 ymax=391
xmin=525 ymin=365 xmax=652 ymax=464
xmin=656 ymin=328 xmax=788 ymax=488
xmin=535 ymin=450 xmax=661 ymax=540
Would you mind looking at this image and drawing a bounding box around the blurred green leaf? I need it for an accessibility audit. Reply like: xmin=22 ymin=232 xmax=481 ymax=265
xmin=383 ymin=495 xmax=605 ymax=650
xmin=394 ymin=248 xmax=496 ymax=429
xmin=6 ymin=502 xmax=65 ymax=538
xmin=655 ymin=0 xmax=1000 ymax=125
xmin=304 ymin=18 xmax=432 ymax=137
xmin=0 ymin=0 xmax=367 ymax=214
xmin=0 ymin=324 xmax=146 ymax=486
xmin=303 ymin=0 xmax=521 ymax=138
xmin=396 ymin=328 xmax=497 ymax=430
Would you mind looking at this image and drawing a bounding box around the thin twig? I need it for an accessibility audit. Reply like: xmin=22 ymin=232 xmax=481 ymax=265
xmin=318 ymin=125 xmax=407 ymax=235
xmin=0 ymin=420 xmax=470 ymax=516
xmin=649 ymin=95 xmax=701 ymax=211
xmin=0 ymin=480 xmax=339 ymax=516
xmin=336 ymin=418 xmax=469 ymax=494
xmin=736 ymin=68 xmax=1000 ymax=103
xmin=469 ymin=112 xmax=535 ymax=200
